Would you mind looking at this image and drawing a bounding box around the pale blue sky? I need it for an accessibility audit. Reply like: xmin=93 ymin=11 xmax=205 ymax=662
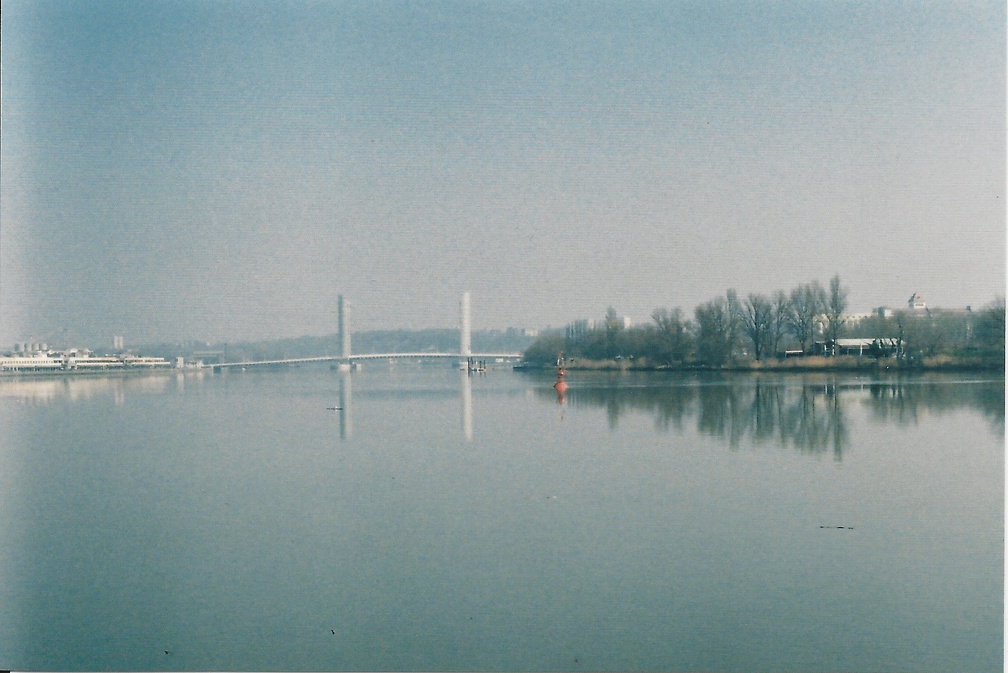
xmin=2 ymin=1 xmax=1004 ymax=345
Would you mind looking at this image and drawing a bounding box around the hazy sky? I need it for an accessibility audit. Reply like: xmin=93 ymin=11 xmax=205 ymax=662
xmin=2 ymin=1 xmax=1004 ymax=345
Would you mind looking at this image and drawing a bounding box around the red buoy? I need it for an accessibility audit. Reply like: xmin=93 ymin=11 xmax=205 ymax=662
xmin=554 ymin=351 xmax=568 ymax=403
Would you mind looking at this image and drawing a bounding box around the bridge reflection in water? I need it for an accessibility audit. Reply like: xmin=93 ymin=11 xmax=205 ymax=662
xmin=335 ymin=369 xmax=476 ymax=442
xmin=339 ymin=370 xmax=353 ymax=440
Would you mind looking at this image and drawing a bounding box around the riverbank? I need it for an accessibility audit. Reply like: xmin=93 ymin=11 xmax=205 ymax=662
xmin=515 ymin=354 xmax=1005 ymax=373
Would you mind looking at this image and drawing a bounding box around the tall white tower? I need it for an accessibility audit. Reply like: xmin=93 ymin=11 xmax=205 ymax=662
xmin=460 ymin=291 xmax=472 ymax=357
xmin=338 ymin=295 xmax=351 ymax=359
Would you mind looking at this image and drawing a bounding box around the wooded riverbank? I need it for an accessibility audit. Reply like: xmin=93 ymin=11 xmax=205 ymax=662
xmin=515 ymin=353 xmax=1004 ymax=372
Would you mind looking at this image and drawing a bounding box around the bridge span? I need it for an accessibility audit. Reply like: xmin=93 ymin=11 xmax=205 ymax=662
xmin=211 ymin=292 xmax=523 ymax=370
xmin=212 ymin=352 xmax=522 ymax=370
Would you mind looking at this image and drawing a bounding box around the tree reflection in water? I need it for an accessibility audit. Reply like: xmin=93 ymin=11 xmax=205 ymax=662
xmin=535 ymin=373 xmax=1003 ymax=459
xmin=867 ymin=377 xmax=1005 ymax=436
xmin=695 ymin=379 xmax=847 ymax=458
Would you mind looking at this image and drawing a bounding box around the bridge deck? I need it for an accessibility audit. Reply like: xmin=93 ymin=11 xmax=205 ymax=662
xmin=212 ymin=352 xmax=522 ymax=368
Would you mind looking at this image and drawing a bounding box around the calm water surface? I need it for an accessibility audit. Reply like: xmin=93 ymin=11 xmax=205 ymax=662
xmin=0 ymin=366 xmax=1003 ymax=672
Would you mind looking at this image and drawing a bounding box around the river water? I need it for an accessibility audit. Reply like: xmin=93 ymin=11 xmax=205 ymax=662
xmin=0 ymin=366 xmax=1002 ymax=672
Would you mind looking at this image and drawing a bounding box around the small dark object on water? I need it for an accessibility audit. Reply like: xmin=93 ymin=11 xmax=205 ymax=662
xmin=331 ymin=629 xmax=335 ymax=634
xmin=326 ymin=406 xmax=343 ymax=411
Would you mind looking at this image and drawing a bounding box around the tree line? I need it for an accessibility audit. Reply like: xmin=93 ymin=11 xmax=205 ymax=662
xmin=524 ymin=275 xmax=1005 ymax=367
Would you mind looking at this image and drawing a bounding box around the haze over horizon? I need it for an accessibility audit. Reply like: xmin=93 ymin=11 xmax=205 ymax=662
xmin=2 ymin=1 xmax=1004 ymax=346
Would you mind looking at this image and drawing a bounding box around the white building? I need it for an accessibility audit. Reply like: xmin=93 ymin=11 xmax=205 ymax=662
xmin=0 ymin=353 xmax=63 ymax=372
xmin=1 ymin=347 xmax=171 ymax=373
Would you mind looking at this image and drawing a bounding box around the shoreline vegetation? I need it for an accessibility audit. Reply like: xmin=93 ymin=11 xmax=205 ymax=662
xmin=514 ymin=353 xmax=1004 ymax=373
xmin=520 ymin=276 xmax=1005 ymax=374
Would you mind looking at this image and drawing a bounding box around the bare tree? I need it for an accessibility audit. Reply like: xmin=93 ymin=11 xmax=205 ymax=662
xmin=604 ymin=306 xmax=623 ymax=359
xmin=725 ymin=289 xmax=744 ymax=360
xmin=824 ymin=275 xmax=848 ymax=354
xmin=604 ymin=306 xmax=621 ymax=331
xmin=975 ymin=297 xmax=1006 ymax=351
xmin=651 ymin=307 xmax=692 ymax=364
xmin=694 ymin=297 xmax=734 ymax=365
xmin=788 ymin=281 xmax=825 ymax=353
xmin=743 ymin=294 xmax=774 ymax=360
xmin=771 ymin=289 xmax=789 ymax=356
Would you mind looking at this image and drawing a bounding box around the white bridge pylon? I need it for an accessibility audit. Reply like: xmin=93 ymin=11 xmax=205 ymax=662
xmin=213 ymin=293 xmax=520 ymax=370
xmin=460 ymin=291 xmax=472 ymax=357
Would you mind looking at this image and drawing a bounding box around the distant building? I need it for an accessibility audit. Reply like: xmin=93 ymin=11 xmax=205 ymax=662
xmin=811 ymin=338 xmax=899 ymax=357
xmin=1 ymin=346 xmax=171 ymax=373
xmin=191 ymin=350 xmax=225 ymax=365
xmin=841 ymin=311 xmax=876 ymax=326
xmin=847 ymin=294 xmax=942 ymax=323
xmin=566 ymin=319 xmax=595 ymax=341
xmin=0 ymin=352 xmax=63 ymax=371
xmin=13 ymin=341 xmax=47 ymax=354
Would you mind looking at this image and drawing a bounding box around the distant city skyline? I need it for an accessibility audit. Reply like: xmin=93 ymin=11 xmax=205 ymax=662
xmin=2 ymin=1 xmax=1004 ymax=345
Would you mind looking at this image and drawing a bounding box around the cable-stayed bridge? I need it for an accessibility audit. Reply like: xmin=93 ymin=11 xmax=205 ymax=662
xmin=211 ymin=292 xmax=523 ymax=370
